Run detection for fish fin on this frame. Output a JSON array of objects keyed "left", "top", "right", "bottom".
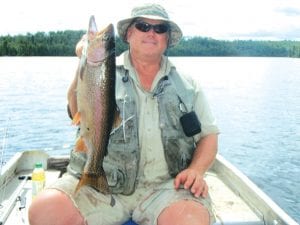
[
  {"left": 72, "top": 112, "right": 81, "bottom": 125},
  {"left": 75, "top": 172, "right": 109, "bottom": 194},
  {"left": 74, "top": 137, "right": 87, "bottom": 152}
]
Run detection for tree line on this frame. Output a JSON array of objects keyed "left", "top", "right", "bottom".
[{"left": 0, "top": 30, "right": 300, "bottom": 57}]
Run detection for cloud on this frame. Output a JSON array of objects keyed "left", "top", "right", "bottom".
[
  {"left": 276, "top": 7, "right": 300, "bottom": 16},
  {"left": 1, "top": 0, "right": 300, "bottom": 41},
  {"left": 224, "top": 28, "right": 300, "bottom": 41}
]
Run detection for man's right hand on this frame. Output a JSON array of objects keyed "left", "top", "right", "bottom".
[{"left": 75, "top": 34, "right": 87, "bottom": 58}]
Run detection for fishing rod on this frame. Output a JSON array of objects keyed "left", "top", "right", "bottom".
[
  {"left": 0, "top": 118, "right": 10, "bottom": 196},
  {"left": 0, "top": 118, "right": 32, "bottom": 224},
  {"left": 0, "top": 175, "right": 31, "bottom": 225},
  {"left": 0, "top": 118, "right": 10, "bottom": 170},
  {"left": 0, "top": 118, "right": 11, "bottom": 225}
]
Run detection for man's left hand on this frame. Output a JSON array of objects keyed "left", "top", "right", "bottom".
[{"left": 174, "top": 168, "right": 208, "bottom": 198}]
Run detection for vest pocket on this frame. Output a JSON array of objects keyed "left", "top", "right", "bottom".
[
  {"left": 163, "top": 137, "right": 194, "bottom": 177},
  {"left": 103, "top": 150, "right": 138, "bottom": 195},
  {"left": 105, "top": 115, "right": 139, "bottom": 194},
  {"left": 104, "top": 165, "right": 125, "bottom": 191}
]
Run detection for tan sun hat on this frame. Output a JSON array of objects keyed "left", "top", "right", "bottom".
[{"left": 117, "top": 4, "right": 183, "bottom": 47}]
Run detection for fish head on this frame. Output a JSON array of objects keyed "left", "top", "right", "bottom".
[{"left": 84, "top": 16, "right": 115, "bottom": 65}]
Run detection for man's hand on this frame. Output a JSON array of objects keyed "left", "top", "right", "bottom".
[
  {"left": 75, "top": 34, "right": 87, "bottom": 58},
  {"left": 174, "top": 168, "right": 208, "bottom": 198}
]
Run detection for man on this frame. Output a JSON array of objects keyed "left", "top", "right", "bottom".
[{"left": 29, "top": 4, "right": 219, "bottom": 225}]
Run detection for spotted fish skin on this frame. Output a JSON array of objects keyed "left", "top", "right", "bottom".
[{"left": 73, "top": 16, "right": 115, "bottom": 194}]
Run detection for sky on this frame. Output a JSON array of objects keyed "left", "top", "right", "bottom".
[{"left": 1, "top": 0, "right": 300, "bottom": 40}]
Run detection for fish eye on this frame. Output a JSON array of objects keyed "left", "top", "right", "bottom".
[{"left": 103, "top": 34, "right": 110, "bottom": 41}]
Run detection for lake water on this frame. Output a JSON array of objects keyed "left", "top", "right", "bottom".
[{"left": 0, "top": 57, "right": 299, "bottom": 223}]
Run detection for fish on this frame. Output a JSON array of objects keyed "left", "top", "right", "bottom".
[{"left": 72, "top": 15, "right": 116, "bottom": 194}]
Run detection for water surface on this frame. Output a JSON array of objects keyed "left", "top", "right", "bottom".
[{"left": 0, "top": 56, "right": 299, "bottom": 222}]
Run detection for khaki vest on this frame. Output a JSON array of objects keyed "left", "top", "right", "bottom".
[{"left": 67, "top": 65, "right": 199, "bottom": 195}]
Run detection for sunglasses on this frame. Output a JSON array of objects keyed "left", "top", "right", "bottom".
[{"left": 134, "top": 21, "right": 169, "bottom": 34}]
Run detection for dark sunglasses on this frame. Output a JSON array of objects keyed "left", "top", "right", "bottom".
[{"left": 134, "top": 21, "right": 169, "bottom": 34}]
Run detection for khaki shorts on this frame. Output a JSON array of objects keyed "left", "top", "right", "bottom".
[{"left": 49, "top": 173, "right": 215, "bottom": 225}]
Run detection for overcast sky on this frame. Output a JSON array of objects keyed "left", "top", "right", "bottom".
[{"left": 1, "top": 0, "right": 300, "bottom": 40}]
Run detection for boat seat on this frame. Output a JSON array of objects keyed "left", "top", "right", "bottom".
[
  {"left": 122, "top": 219, "right": 265, "bottom": 225},
  {"left": 121, "top": 219, "right": 264, "bottom": 225},
  {"left": 215, "top": 222, "right": 263, "bottom": 225},
  {"left": 123, "top": 220, "right": 138, "bottom": 225},
  {"left": 122, "top": 221, "right": 264, "bottom": 225}
]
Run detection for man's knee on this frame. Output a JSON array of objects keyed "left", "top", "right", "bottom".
[
  {"left": 157, "top": 200, "right": 210, "bottom": 225},
  {"left": 28, "top": 189, "right": 85, "bottom": 225}
]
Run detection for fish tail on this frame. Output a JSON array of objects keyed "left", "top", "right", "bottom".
[{"left": 75, "top": 172, "right": 110, "bottom": 194}]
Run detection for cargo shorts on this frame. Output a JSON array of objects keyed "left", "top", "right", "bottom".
[{"left": 49, "top": 173, "right": 216, "bottom": 225}]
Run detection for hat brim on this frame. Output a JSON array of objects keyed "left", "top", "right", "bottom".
[{"left": 117, "top": 15, "right": 182, "bottom": 47}]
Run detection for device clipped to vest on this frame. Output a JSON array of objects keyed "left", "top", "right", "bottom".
[{"left": 180, "top": 111, "right": 201, "bottom": 137}]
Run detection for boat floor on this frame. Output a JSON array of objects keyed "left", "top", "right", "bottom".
[{"left": 1, "top": 168, "right": 262, "bottom": 225}]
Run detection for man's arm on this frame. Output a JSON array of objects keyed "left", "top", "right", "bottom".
[
  {"left": 67, "top": 34, "right": 86, "bottom": 119},
  {"left": 67, "top": 68, "right": 79, "bottom": 119},
  {"left": 174, "top": 133, "right": 218, "bottom": 198}
]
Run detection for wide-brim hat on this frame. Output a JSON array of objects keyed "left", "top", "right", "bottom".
[{"left": 117, "top": 4, "right": 182, "bottom": 47}]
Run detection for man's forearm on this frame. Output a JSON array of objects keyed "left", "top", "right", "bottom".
[
  {"left": 67, "top": 69, "right": 79, "bottom": 118},
  {"left": 189, "top": 134, "right": 218, "bottom": 176}
]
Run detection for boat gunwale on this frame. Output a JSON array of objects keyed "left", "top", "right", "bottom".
[{"left": 212, "top": 155, "right": 299, "bottom": 225}]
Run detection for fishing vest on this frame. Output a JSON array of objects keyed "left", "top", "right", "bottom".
[{"left": 67, "top": 65, "right": 199, "bottom": 195}]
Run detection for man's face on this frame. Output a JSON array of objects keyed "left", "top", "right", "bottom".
[{"left": 126, "top": 18, "right": 169, "bottom": 59}]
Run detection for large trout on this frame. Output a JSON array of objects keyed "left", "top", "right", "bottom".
[{"left": 72, "top": 16, "right": 115, "bottom": 194}]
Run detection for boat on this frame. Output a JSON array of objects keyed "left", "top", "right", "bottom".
[{"left": 0, "top": 150, "right": 298, "bottom": 225}]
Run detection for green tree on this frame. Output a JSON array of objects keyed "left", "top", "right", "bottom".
[{"left": 1, "top": 30, "right": 300, "bottom": 57}]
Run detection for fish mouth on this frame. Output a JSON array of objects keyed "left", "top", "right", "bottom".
[
  {"left": 103, "top": 24, "right": 115, "bottom": 58},
  {"left": 99, "top": 23, "right": 114, "bottom": 39},
  {"left": 86, "top": 23, "right": 115, "bottom": 66},
  {"left": 105, "top": 24, "right": 114, "bottom": 34}
]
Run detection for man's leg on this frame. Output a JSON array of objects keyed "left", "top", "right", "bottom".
[
  {"left": 132, "top": 180, "right": 215, "bottom": 225},
  {"left": 29, "top": 173, "right": 130, "bottom": 225},
  {"left": 157, "top": 200, "right": 210, "bottom": 225},
  {"left": 28, "top": 189, "right": 86, "bottom": 225}
]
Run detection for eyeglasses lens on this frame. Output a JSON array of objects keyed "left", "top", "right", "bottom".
[{"left": 135, "top": 22, "right": 169, "bottom": 34}]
